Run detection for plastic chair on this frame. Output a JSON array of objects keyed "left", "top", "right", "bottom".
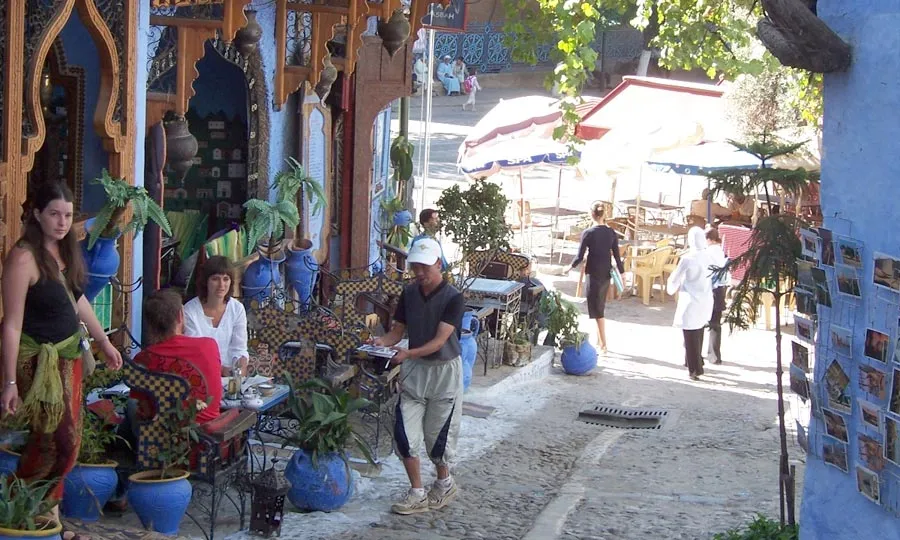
[{"left": 632, "top": 246, "right": 673, "bottom": 305}]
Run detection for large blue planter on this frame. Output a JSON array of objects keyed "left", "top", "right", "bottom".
[
  {"left": 284, "top": 450, "right": 352, "bottom": 512},
  {"left": 61, "top": 462, "right": 119, "bottom": 522},
  {"left": 284, "top": 243, "right": 319, "bottom": 308},
  {"left": 127, "top": 470, "right": 192, "bottom": 535},
  {"left": 459, "top": 312, "right": 480, "bottom": 391},
  {"left": 0, "top": 518, "right": 61, "bottom": 539},
  {"left": 81, "top": 218, "right": 121, "bottom": 303},
  {"left": 393, "top": 210, "right": 413, "bottom": 227},
  {"left": 0, "top": 448, "right": 20, "bottom": 478},
  {"left": 561, "top": 341, "right": 597, "bottom": 376},
  {"left": 241, "top": 249, "right": 287, "bottom": 304}
]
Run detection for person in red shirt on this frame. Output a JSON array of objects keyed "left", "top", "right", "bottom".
[{"left": 136, "top": 289, "right": 222, "bottom": 424}]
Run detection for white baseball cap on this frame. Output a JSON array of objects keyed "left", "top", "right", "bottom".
[{"left": 407, "top": 238, "right": 442, "bottom": 267}]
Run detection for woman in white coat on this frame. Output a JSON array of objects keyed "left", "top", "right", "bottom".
[{"left": 667, "top": 227, "right": 715, "bottom": 380}]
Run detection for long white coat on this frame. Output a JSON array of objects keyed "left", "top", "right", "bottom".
[{"left": 667, "top": 227, "right": 714, "bottom": 330}]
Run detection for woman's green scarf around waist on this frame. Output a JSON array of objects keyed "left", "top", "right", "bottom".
[{"left": 17, "top": 331, "right": 82, "bottom": 433}]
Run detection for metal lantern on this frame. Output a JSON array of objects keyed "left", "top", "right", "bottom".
[{"left": 249, "top": 466, "right": 291, "bottom": 537}]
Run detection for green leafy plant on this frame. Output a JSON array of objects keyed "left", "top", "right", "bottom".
[
  {"left": 0, "top": 475, "right": 57, "bottom": 531},
  {"left": 243, "top": 198, "right": 301, "bottom": 252},
  {"left": 389, "top": 135, "right": 415, "bottom": 200},
  {"left": 539, "top": 290, "right": 584, "bottom": 348},
  {"left": 380, "top": 196, "right": 413, "bottom": 249},
  {"left": 436, "top": 178, "right": 511, "bottom": 259},
  {"left": 713, "top": 514, "right": 799, "bottom": 540},
  {"left": 282, "top": 375, "right": 375, "bottom": 469},
  {"left": 87, "top": 169, "right": 172, "bottom": 250},
  {"left": 272, "top": 157, "right": 326, "bottom": 243},
  {"left": 154, "top": 399, "right": 202, "bottom": 480},
  {"left": 78, "top": 411, "right": 127, "bottom": 465}
]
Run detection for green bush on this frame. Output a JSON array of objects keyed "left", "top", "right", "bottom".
[{"left": 713, "top": 515, "right": 799, "bottom": 540}]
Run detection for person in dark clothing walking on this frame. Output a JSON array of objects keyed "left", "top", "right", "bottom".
[
  {"left": 567, "top": 201, "right": 625, "bottom": 354},
  {"left": 705, "top": 228, "right": 729, "bottom": 364}
]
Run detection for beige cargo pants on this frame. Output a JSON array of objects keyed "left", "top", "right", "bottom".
[{"left": 393, "top": 356, "right": 463, "bottom": 466}]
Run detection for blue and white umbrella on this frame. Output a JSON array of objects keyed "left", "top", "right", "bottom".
[
  {"left": 646, "top": 141, "right": 766, "bottom": 175},
  {"left": 459, "top": 138, "right": 577, "bottom": 177}
]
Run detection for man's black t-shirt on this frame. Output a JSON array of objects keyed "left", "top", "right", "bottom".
[{"left": 394, "top": 280, "right": 465, "bottom": 361}]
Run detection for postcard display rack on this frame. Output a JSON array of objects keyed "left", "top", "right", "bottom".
[{"left": 794, "top": 225, "right": 900, "bottom": 511}]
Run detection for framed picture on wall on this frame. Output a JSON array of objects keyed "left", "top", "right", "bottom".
[
  {"left": 824, "top": 408, "right": 849, "bottom": 442},
  {"left": 836, "top": 237, "right": 864, "bottom": 268},
  {"left": 885, "top": 416, "right": 900, "bottom": 467},
  {"left": 859, "top": 433, "right": 886, "bottom": 472},
  {"left": 860, "top": 399, "right": 883, "bottom": 431},
  {"left": 824, "top": 436, "right": 849, "bottom": 473},
  {"left": 856, "top": 466, "right": 881, "bottom": 505},
  {"left": 873, "top": 252, "right": 900, "bottom": 293},
  {"left": 818, "top": 228, "right": 835, "bottom": 266},
  {"left": 800, "top": 229, "right": 818, "bottom": 259},
  {"left": 865, "top": 328, "right": 892, "bottom": 364}
]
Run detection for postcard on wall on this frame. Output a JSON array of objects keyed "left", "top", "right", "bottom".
[
  {"left": 825, "top": 358, "right": 852, "bottom": 413},
  {"left": 811, "top": 267, "right": 833, "bottom": 307},
  {"left": 792, "top": 341, "right": 811, "bottom": 372},
  {"left": 885, "top": 416, "right": 900, "bottom": 467},
  {"left": 790, "top": 365, "right": 809, "bottom": 400},
  {"left": 824, "top": 436, "right": 849, "bottom": 473},
  {"left": 865, "top": 328, "right": 892, "bottom": 364},
  {"left": 830, "top": 325, "right": 853, "bottom": 357},
  {"left": 795, "top": 288, "right": 818, "bottom": 317},
  {"left": 859, "top": 364, "right": 888, "bottom": 401},
  {"left": 856, "top": 466, "right": 881, "bottom": 505},
  {"left": 836, "top": 237, "right": 864, "bottom": 268},
  {"left": 873, "top": 252, "right": 900, "bottom": 293},
  {"left": 797, "top": 259, "right": 816, "bottom": 292},
  {"left": 836, "top": 264, "right": 862, "bottom": 298},
  {"left": 859, "top": 433, "right": 886, "bottom": 472},
  {"left": 794, "top": 315, "right": 815, "bottom": 345},
  {"left": 800, "top": 228, "right": 819, "bottom": 260},
  {"left": 890, "top": 368, "right": 900, "bottom": 417},
  {"left": 860, "top": 399, "right": 883, "bottom": 431},
  {"left": 796, "top": 419, "right": 809, "bottom": 453},
  {"left": 824, "top": 408, "right": 849, "bottom": 442},
  {"left": 818, "top": 228, "right": 835, "bottom": 266}
]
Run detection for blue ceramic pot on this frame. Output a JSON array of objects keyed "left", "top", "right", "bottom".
[
  {"left": 393, "top": 210, "right": 413, "bottom": 227},
  {"left": 284, "top": 242, "right": 319, "bottom": 308},
  {"left": 284, "top": 450, "right": 352, "bottom": 512},
  {"left": 61, "top": 462, "right": 119, "bottom": 522},
  {"left": 561, "top": 341, "right": 597, "bottom": 376},
  {"left": 81, "top": 218, "right": 122, "bottom": 303},
  {"left": 459, "top": 312, "right": 480, "bottom": 391},
  {"left": 241, "top": 247, "right": 287, "bottom": 304},
  {"left": 127, "top": 470, "right": 192, "bottom": 535},
  {"left": 0, "top": 518, "right": 61, "bottom": 539},
  {"left": 0, "top": 448, "right": 20, "bottom": 478}
]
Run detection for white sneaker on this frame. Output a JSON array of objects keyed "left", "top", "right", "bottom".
[
  {"left": 391, "top": 488, "right": 430, "bottom": 515},
  {"left": 428, "top": 479, "right": 458, "bottom": 510}
]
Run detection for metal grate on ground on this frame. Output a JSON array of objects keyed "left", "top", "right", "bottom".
[{"left": 577, "top": 405, "right": 677, "bottom": 430}]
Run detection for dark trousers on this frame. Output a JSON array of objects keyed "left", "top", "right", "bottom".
[
  {"left": 707, "top": 287, "right": 727, "bottom": 363},
  {"left": 683, "top": 329, "right": 704, "bottom": 376}
]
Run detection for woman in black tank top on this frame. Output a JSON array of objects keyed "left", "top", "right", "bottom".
[{"left": 0, "top": 182, "right": 123, "bottom": 514}]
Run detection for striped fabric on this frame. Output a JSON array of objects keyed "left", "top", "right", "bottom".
[
  {"left": 166, "top": 210, "right": 208, "bottom": 262},
  {"left": 203, "top": 228, "right": 250, "bottom": 260},
  {"left": 719, "top": 224, "right": 753, "bottom": 283}
]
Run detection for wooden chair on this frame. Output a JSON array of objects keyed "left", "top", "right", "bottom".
[{"left": 631, "top": 246, "right": 673, "bottom": 305}]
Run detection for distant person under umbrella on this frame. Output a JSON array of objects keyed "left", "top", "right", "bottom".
[{"left": 666, "top": 227, "right": 714, "bottom": 380}]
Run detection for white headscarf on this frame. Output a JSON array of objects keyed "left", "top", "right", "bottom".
[{"left": 667, "top": 227, "right": 715, "bottom": 330}]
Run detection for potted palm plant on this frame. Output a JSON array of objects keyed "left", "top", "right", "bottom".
[
  {"left": 0, "top": 475, "right": 62, "bottom": 539},
  {"left": 82, "top": 169, "right": 172, "bottom": 302},
  {"left": 241, "top": 196, "right": 300, "bottom": 303},
  {"left": 126, "top": 400, "right": 200, "bottom": 535},
  {"left": 281, "top": 376, "right": 375, "bottom": 512},
  {"left": 540, "top": 290, "right": 596, "bottom": 375},
  {"left": 503, "top": 317, "right": 534, "bottom": 368},
  {"left": 60, "top": 411, "right": 123, "bottom": 522},
  {"left": 272, "top": 158, "right": 326, "bottom": 307}
]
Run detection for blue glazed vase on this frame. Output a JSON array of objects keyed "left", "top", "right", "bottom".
[
  {"left": 61, "top": 462, "right": 119, "bottom": 522},
  {"left": 241, "top": 245, "right": 287, "bottom": 304},
  {"left": 393, "top": 210, "right": 413, "bottom": 227},
  {"left": 0, "top": 448, "right": 20, "bottom": 478},
  {"left": 81, "top": 218, "right": 122, "bottom": 303},
  {"left": 459, "top": 312, "right": 480, "bottom": 391},
  {"left": 284, "top": 450, "right": 352, "bottom": 512},
  {"left": 561, "top": 340, "right": 597, "bottom": 376},
  {"left": 127, "top": 470, "right": 192, "bottom": 535},
  {"left": 284, "top": 241, "right": 319, "bottom": 308},
  {"left": 0, "top": 518, "right": 61, "bottom": 539}
]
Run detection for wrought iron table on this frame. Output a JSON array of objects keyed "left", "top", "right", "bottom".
[{"left": 462, "top": 278, "right": 524, "bottom": 371}]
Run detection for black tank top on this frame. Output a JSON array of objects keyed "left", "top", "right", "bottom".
[{"left": 22, "top": 277, "right": 81, "bottom": 344}]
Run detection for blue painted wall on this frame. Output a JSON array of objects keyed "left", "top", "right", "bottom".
[
  {"left": 60, "top": 13, "right": 106, "bottom": 213},
  {"left": 801, "top": 2, "right": 900, "bottom": 538}
]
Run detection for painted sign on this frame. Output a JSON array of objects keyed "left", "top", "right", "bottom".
[
  {"left": 307, "top": 108, "right": 327, "bottom": 252},
  {"left": 422, "top": 0, "right": 466, "bottom": 33}
]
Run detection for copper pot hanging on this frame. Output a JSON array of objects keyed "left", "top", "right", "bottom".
[
  {"left": 235, "top": 9, "right": 263, "bottom": 56},
  {"left": 377, "top": 9, "right": 410, "bottom": 57},
  {"left": 165, "top": 115, "right": 198, "bottom": 178},
  {"left": 315, "top": 54, "right": 338, "bottom": 101}
]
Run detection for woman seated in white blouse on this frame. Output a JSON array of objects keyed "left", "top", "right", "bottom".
[{"left": 183, "top": 256, "right": 249, "bottom": 376}]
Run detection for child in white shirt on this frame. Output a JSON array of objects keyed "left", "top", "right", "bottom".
[{"left": 462, "top": 67, "right": 482, "bottom": 111}]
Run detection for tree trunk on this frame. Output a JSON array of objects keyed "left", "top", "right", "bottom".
[{"left": 773, "top": 289, "right": 795, "bottom": 525}]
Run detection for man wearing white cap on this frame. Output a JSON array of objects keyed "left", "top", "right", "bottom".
[
  {"left": 436, "top": 55, "right": 461, "bottom": 95},
  {"left": 372, "top": 237, "right": 465, "bottom": 514}
]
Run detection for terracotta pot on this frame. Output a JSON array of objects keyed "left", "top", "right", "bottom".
[
  {"left": 315, "top": 54, "right": 339, "bottom": 101},
  {"left": 377, "top": 9, "right": 410, "bottom": 57},
  {"left": 235, "top": 10, "right": 262, "bottom": 56},
  {"left": 164, "top": 115, "right": 198, "bottom": 178}
]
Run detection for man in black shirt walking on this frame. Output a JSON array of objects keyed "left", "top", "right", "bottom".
[{"left": 373, "top": 238, "right": 465, "bottom": 514}]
